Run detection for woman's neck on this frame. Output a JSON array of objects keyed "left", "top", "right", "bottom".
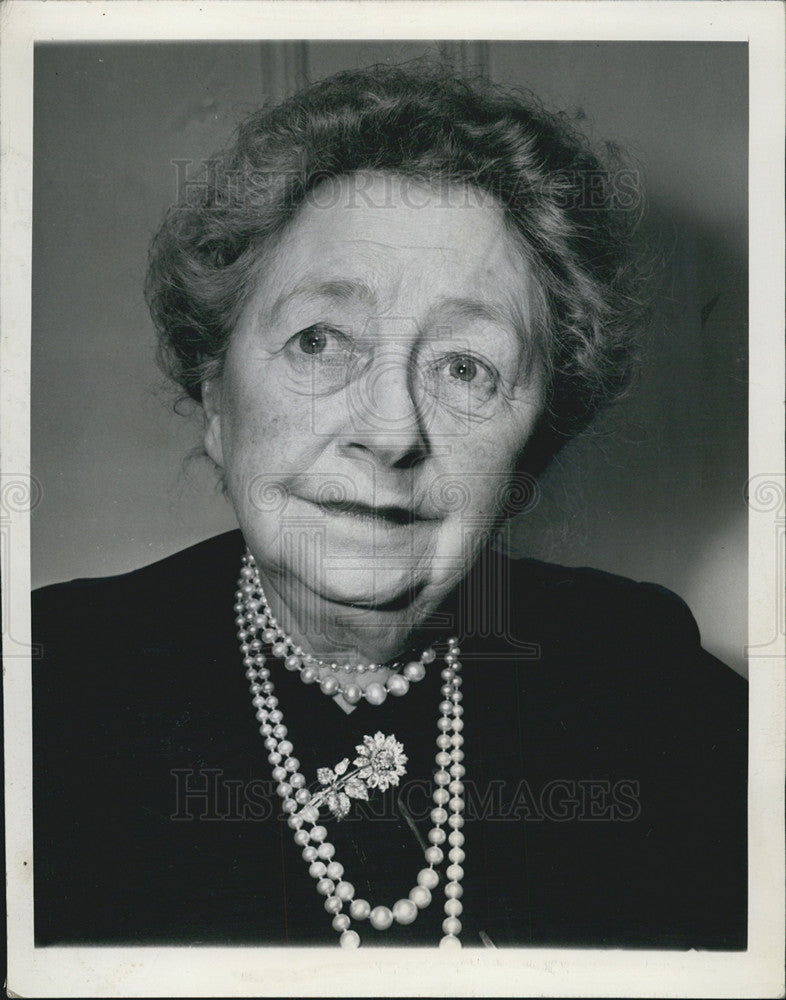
[{"left": 256, "top": 568, "right": 445, "bottom": 670}]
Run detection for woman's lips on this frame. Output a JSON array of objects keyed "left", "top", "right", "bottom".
[{"left": 299, "top": 496, "right": 440, "bottom": 525}]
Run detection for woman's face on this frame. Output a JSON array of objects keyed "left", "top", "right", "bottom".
[{"left": 204, "top": 173, "right": 545, "bottom": 649}]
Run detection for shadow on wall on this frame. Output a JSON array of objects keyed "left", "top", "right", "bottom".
[{"left": 509, "top": 198, "right": 748, "bottom": 676}]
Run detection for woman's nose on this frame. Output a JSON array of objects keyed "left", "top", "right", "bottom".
[{"left": 337, "top": 345, "right": 429, "bottom": 469}]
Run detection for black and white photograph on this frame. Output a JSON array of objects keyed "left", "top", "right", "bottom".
[{"left": 2, "top": 2, "right": 783, "bottom": 996}]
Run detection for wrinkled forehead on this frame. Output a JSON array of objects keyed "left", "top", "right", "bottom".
[{"left": 250, "top": 171, "right": 536, "bottom": 331}]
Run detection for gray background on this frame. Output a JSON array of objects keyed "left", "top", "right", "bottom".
[{"left": 32, "top": 41, "right": 748, "bottom": 674}]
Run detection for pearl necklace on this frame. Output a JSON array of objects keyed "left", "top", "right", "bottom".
[
  {"left": 236, "top": 551, "right": 467, "bottom": 948},
  {"left": 236, "top": 552, "right": 434, "bottom": 705}
]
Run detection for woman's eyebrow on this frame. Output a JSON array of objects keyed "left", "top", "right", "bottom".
[
  {"left": 268, "top": 278, "right": 377, "bottom": 323},
  {"left": 428, "top": 297, "right": 516, "bottom": 330}
]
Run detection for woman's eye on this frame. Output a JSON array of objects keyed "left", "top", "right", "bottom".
[
  {"left": 284, "top": 324, "right": 360, "bottom": 389},
  {"left": 436, "top": 352, "right": 498, "bottom": 400},
  {"left": 298, "top": 327, "right": 328, "bottom": 355},
  {"left": 448, "top": 355, "right": 479, "bottom": 382},
  {"left": 288, "top": 324, "right": 350, "bottom": 362}
]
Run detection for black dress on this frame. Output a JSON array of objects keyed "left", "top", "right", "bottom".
[{"left": 32, "top": 530, "right": 747, "bottom": 948}]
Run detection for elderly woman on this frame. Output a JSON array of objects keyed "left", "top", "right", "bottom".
[{"left": 33, "top": 65, "right": 746, "bottom": 949}]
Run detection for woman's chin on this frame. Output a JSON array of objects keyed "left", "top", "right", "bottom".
[{"left": 312, "top": 568, "right": 425, "bottom": 612}]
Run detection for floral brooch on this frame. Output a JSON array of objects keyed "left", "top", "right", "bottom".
[{"left": 298, "top": 732, "right": 408, "bottom": 822}]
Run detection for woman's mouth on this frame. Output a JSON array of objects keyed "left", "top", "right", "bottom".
[{"left": 306, "top": 497, "right": 439, "bottom": 526}]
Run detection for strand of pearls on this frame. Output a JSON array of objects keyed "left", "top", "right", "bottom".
[
  {"left": 236, "top": 555, "right": 467, "bottom": 948},
  {"left": 238, "top": 552, "right": 434, "bottom": 706}
]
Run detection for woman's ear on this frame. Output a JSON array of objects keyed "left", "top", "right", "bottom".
[{"left": 201, "top": 379, "right": 224, "bottom": 468}]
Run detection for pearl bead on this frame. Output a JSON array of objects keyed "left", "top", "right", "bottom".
[
  {"left": 452, "top": 718, "right": 464, "bottom": 732},
  {"left": 343, "top": 684, "right": 362, "bottom": 704},
  {"left": 440, "top": 669, "right": 455, "bottom": 683},
  {"left": 428, "top": 827, "right": 446, "bottom": 845},
  {"left": 448, "top": 814, "right": 464, "bottom": 829},
  {"left": 440, "top": 685, "right": 453, "bottom": 698},
  {"left": 293, "top": 829, "right": 310, "bottom": 846},
  {"left": 417, "top": 868, "right": 440, "bottom": 890},
  {"left": 300, "top": 805, "right": 319, "bottom": 823},
  {"left": 309, "top": 862, "right": 327, "bottom": 879},
  {"left": 278, "top": 739, "right": 293, "bottom": 756},
  {"left": 446, "top": 864, "right": 464, "bottom": 882},
  {"left": 340, "top": 929, "right": 360, "bottom": 948},
  {"left": 448, "top": 847, "right": 466, "bottom": 864},
  {"left": 450, "top": 764, "right": 465, "bottom": 778},
  {"left": 290, "top": 772, "right": 306, "bottom": 789},
  {"left": 424, "top": 846, "right": 443, "bottom": 864},
  {"left": 332, "top": 913, "right": 350, "bottom": 932},
  {"left": 409, "top": 885, "right": 432, "bottom": 908},
  {"left": 310, "top": 825, "right": 327, "bottom": 842},
  {"left": 444, "top": 898, "right": 463, "bottom": 917},
  {"left": 436, "top": 734, "right": 452, "bottom": 749},
  {"left": 430, "top": 807, "right": 448, "bottom": 826},
  {"left": 439, "top": 934, "right": 461, "bottom": 949},
  {"left": 422, "top": 648, "right": 436, "bottom": 663},
  {"left": 433, "top": 788, "right": 450, "bottom": 805},
  {"left": 392, "top": 898, "right": 418, "bottom": 924},
  {"left": 448, "top": 830, "right": 464, "bottom": 847},
  {"left": 284, "top": 654, "right": 301, "bottom": 671},
  {"left": 302, "top": 846, "right": 317, "bottom": 862},
  {"left": 301, "top": 666, "right": 318, "bottom": 684},
  {"left": 443, "top": 917, "right": 462, "bottom": 935},
  {"left": 451, "top": 734, "right": 464, "bottom": 747},
  {"left": 435, "top": 752, "right": 451, "bottom": 767},
  {"left": 317, "top": 842, "right": 335, "bottom": 860},
  {"left": 326, "top": 861, "right": 344, "bottom": 880},
  {"left": 324, "top": 896, "right": 343, "bottom": 914},
  {"left": 271, "top": 766, "right": 287, "bottom": 782},
  {"left": 335, "top": 881, "right": 355, "bottom": 901},
  {"left": 286, "top": 813, "right": 302, "bottom": 828},
  {"left": 369, "top": 906, "right": 393, "bottom": 930},
  {"left": 268, "top": 752, "right": 282, "bottom": 766},
  {"left": 445, "top": 881, "right": 463, "bottom": 898},
  {"left": 276, "top": 782, "right": 292, "bottom": 798},
  {"left": 404, "top": 661, "right": 426, "bottom": 682},
  {"left": 448, "top": 780, "right": 464, "bottom": 795},
  {"left": 434, "top": 770, "right": 451, "bottom": 786},
  {"left": 294, "top": 786, "right": 310, "bottom": 803},
  {"left": 364, "top": 682, "right": 387, "bottom": 705},
  {"left": 316, "top": 878, "right": 334, "bottom": 896},
  {"left": 386, "top": 673, "right": 410, "bottom": 696},
  {"left": 320, "top": 676, "right": 339, "bottom": 696},
  {"left": 350, "top": 898, "right": 371, "bottom": 920},
  {"left": 451, "top": 749, "right": 464, "bottom": 762},
  {"left": 449, "top": 797, "right": 465, "bottom": 813}
]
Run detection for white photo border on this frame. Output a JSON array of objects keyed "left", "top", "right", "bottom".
[{"left": 2, "top": 2, "right": 784, "bottom": 997}]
